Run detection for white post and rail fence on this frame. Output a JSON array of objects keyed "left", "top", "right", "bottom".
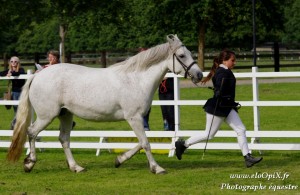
[{"left": 0, "top": 67, "right": 300, "bottom": 157}]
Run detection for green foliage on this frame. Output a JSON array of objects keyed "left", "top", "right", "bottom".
[
  {"left": 0, "top": 0, "right": 295, "bottom": 54},
  {"left": 0, "top": 0, "right": 46, "bottom": 53},
  {"left": 283, "top": 0, "right": 300, "bottom": 44},
  {"left": 16, "top": 20, "right": 61, "bottom": 53}
]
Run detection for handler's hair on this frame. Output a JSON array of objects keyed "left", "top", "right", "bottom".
[{"left": 201, "top": 49, "right": 235, "bottom": 84}]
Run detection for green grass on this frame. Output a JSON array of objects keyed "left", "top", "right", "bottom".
[{"left": 0, "top": 149, "right": 299, "bottom": 195}]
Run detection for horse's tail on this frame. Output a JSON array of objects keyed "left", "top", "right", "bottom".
[{"left": 7, "top": 74, "right": 35, "bottom": 162}]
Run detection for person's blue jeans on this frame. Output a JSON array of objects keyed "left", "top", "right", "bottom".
[
  {"left": 11, "top": 91, "right": 21, "bottom": 129},
  {"left": 143, "top": 108, "right": 151, "bottom": 131}
]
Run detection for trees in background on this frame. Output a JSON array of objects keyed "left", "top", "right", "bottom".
[
  {"left": 0, "top": 0, "right": 45, "bottom": 67},
  {"left": 283, "top": 0, "right": 300, "bottom": 45},
  {"left": 0, "top": 0, "right": 297, "bottom": 69}
]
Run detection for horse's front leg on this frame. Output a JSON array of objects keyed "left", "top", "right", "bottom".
[
  {"left": 139, "top": 131, "right": 166, "bottom": 174},
  {"left": 127, "top": 117, "right": 167, "bottom": 174},
  {"left": 59, "top": 115, "right": 84, "bottom": 173}
]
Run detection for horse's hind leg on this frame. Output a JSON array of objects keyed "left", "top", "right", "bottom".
[
  {"left": 115, "top": 144, "right": 142, "bottom": 168},
  {"left": 25, "top": 118, "right": 52, "bottom": 172},
  {"left": 58, "top": 110, "right": 84, "bottom": 173}
]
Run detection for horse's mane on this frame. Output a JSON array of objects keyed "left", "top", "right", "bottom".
[{"left": 109, "top": 43, "right": 171, "bottom": 72}]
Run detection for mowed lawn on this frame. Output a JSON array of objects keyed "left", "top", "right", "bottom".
[
  {"left": 0, "top": 81, "right": 299, "bottom": 194},
  {"left": 0, "top": 149, "right": 299, "bottom": 195}
]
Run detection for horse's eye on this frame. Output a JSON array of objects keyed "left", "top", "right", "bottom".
[{"left": 179, "top": 54, "right": 185, "bottom": 58}]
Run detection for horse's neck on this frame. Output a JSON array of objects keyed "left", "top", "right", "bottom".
[
  {"left": 138, "top": 60, "right": 169, "bottom": 97},
  {"left": 110, "top": 42, "right": 171, "bottom": 96}
]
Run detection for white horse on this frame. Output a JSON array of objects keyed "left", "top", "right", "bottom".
[{"left": 7, "top": 34, "right": 203, "bottom": 174}]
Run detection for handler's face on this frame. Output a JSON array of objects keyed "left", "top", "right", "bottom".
[{"left": 223, "top": 55, "right": 236, "bottom": 69}]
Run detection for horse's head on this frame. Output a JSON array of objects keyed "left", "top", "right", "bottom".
[{"left": 167, "top": 34, "right": 203, "bottom": 84}]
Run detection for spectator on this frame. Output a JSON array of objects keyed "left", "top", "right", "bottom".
[
  {"left": 158, "top": 77, "right": 175, "bottom": 131},
  {"left": 0, "top": 56, "right": 26, "bottom": 129},
  {"left": 44, "top": 50, "right": 60, "bottom": 67},
  {"left": 143, "top": 109, "right": 151, "bottom": 131}
]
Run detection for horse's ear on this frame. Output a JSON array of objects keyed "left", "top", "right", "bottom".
[
  {"left": 167, "top": 34, "right": 180, "bottom": 51},
  {"left": 167, "top": 34, "right": 178, "bottom": 42}
]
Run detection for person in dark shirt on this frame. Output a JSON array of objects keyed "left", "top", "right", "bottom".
[
  {"left": 158, "top": 77, "right": 175, "bottom": 131},
  {"left": 175, "top": 50, "right": 263, "bottom": 168},
  {"left": 0, "top": 56, "right": 26, "bottom": 129}
]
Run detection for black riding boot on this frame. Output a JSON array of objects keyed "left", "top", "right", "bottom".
[
  {"left": 244, "top": 153, "right": 263, "bottom": 168},
  {"left": 175, "top": 140, "right": 187, "bottom": 160}
]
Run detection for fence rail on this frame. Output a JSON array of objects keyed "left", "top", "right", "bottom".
[{"left": 0, "top": 67, "right": 300, "bottom": 157}]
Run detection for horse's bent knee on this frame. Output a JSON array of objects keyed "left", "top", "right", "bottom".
[
  {"left": 59, "top": 136, "right": 70, "bottom": 148},
  {"left": 141, "top": 142, "right": 151, "bottom": 151},
  {"left": 58, "top": 136, "right": 64, "bottom": 144}
]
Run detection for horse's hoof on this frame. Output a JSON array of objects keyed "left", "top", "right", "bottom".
[
  {"left": 150, "top": 166, "right": 167, "bottom": 174},
  {"left": 156, "top": 169, "right": 167, "bottom": 175},
  {"left": 24, "top": 161, "right": 35, "bottom": 173},
  {"left": 75, "top": 167, "right": 85, "bottom": 173},
  {"left": 115, "top": 157, "right": 121, "bottom": 168},
  {"left": 70, "top": 165, "right": 85, "bottom": 173},
  {"left": 23, "top": 157, "right": 36, "bottom": 173},
  {"left": 24, "top": 164, "right": 33, "bottom": 173}
]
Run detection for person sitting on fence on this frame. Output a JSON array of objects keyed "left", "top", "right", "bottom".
[
  {"left": 35, "top": 50, "right": 60, "bottom": 73},
  {"left": 44, "top": 50, "right": 60, "bottom": 68},
  {"left": 0, "top": 56, "right": 26, "bottom": 129},
  {"left": 175, "top": 49, "right": 263, "bottom": 168}
]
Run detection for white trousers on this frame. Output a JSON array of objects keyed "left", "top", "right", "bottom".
[{"left": 185, "top": 109, "right": 249, "bottom": 156}]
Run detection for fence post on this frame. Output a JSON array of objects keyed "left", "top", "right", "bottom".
[
  {"left": 274, "top": 42, "right": 280, "bottom": 72},
  {"left": 34, "top": 53, "right": 40, "bottom": 65},
  {"left": 251, "top": 67, "right": 261, "bottom": 150},
  {"left": 174, "top": 74, "right": 180, "bottom": 132},
  {"left": 100, "top": 50, "right": 107, "bottom": 68},
  {"left": 169, "top": 74, "right": 180, "bottom": 157}
]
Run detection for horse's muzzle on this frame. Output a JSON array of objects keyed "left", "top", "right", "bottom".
[{"left": 191, "top": 72, "right": 203, "bottom": 84}]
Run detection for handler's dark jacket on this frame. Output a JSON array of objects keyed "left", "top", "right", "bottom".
[{"left": 203, "top": 65, "right": 239, "bottom": 117}]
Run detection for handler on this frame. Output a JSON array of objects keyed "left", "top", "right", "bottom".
[{"left": 175, "top": 49, "right": 263, "bottom": 168}]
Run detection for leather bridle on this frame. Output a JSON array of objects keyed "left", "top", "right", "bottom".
[{"left": 172, "top": 46, "right": 197, "bottom": 78}]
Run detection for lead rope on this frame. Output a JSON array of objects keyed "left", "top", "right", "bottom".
[{"left": 159, "top": 79, "right": 167, "bottom": 93}]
